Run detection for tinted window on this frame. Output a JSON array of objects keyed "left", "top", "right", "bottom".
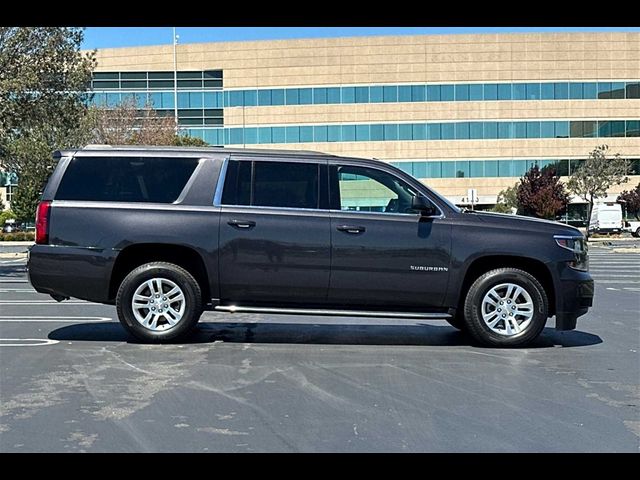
[
  {"left": 253, "top": 162, "right": 319, "bottom": 209},
  {"left": 56, "top": 156, "right": 198, "bottom": 203},
  {"left": 221, "top": 160, "right": 251, "bottom": 206},
  {"left": 222, "top": 160, "right": 319, "bottom": 209}
]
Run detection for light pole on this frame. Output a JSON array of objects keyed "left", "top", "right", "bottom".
[{"left": 172, "top": 27, "right": 179, "bottom": 134}]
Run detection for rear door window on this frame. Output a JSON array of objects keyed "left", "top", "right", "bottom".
[
  {"left": 221, "top": 160, "right": 320, "bottom": 210},
  {"left": 55, "top": 156, "right": 199, "bottom": 203}
]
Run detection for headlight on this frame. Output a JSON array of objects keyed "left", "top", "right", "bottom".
[{"left": 554, "top": 235, "right": 588, "bottom": 271}]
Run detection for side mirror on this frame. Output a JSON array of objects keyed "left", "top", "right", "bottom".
[{"left": 411, "top": 195, "right": 438, "bottom": 217}]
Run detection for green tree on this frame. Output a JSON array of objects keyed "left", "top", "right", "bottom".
[
  {"left": 617, "top": 183, "right": 640, "bottom": 220},
  {"left": 173, "top": 134, "right": 209, "bottom": 147},
  {"left": 0, "top": 209, "right": 16, "bottom": 225},
  {"left": 516, "top": 165, "right": 569, "bottom": 219},
  {"left": 567, "top": 145, "right": 630, "bottom": 228},
  {"left": 0, "top": 27, "right": 96, "bottom": 220},
  {"left": 491, "top": 183, "right": 518, "bottom": 213}
]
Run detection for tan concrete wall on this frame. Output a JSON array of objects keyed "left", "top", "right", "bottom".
[
  {"left": 238, "top": 138, "right": 640, "bottom": 162},
  {"left": 93, "top": 32, "right": 640, "bottom": 88},
  {"left": 223, "top": 100, "right": 640, "bottom": 126}
]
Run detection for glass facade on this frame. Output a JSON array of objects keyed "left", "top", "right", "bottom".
[
  {"left": 90, "top": 70, "right": 223, "bottom": 128},
  {"left": 391, "top": 158, "right": 640, "bottom": 179},
  {"left": 220, "top": 81, "right": 639, "bottom": 107},
  {"left": 186, "top": 119, "right": 640, "bottom": 146}
]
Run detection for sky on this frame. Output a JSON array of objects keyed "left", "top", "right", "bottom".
[{"left": 82, "top": 27, "right": 640, "bottom": 50}]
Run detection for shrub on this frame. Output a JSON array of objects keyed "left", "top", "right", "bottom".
[{"left": 0, "top": 231, "right": 35, "bottom": 241}]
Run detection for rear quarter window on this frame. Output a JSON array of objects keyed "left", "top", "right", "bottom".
[{"left": 55, "top": 156, "right": 199, "bottom": 203}]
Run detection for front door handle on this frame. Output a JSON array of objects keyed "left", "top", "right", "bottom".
[
  {"left": 228, "top": 219, "right": 256, "bottom": 229},
  {"left": 336, "top": 225, "right": 366, "bottom": 234}
]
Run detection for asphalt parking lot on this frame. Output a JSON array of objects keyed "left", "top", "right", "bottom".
[{"left": 0, "top": 242, "right": 638, "bottom": 452}]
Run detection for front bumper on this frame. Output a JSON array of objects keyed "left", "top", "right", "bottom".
[{"left": 554, "top": 272, "right": 594, "bottom": 331}]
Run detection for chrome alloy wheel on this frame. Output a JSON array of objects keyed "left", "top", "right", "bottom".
[
  {"left": 131, "top": 278, "right": 186, "bottom": 331},
  {"left": 481, "top": 283, "right": 534, "bottom": 336}
]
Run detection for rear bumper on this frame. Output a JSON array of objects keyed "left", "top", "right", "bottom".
[
  {"left": 554, "top": 270, "right": 594, "bottom": 331},
  {"left": 27, "top": 244, "right": 116, "bottom": 303}
]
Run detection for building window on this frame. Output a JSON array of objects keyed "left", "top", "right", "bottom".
[
  {"left": 298, "top": 88, "right": 312, "bottom": 105},
  {"left": 6, "top": 185, "right": 15, "bottom": 204},
  {"left": 398, "top": 86, "right": 412, "bottom": 102},
  {"left": 342, "top": 87, "right": 355, "bottom": 103},
  {"left": 456, "top": 122, "right": 470, "bottom": 140},
  {"left": 497, "top": 84, "right": 511, "bottom": 100},
  {"left": 554, "top": 82, "right": 569, "bottom": 99},
  {"left": 441, "top": 123, "right": 455, "bottom": 140},
  {"left": 440, "top": 85, "right": 454, "bottom": 101},
  {"left": 455, "top": 84, "right": 469, "bottom": 101}
]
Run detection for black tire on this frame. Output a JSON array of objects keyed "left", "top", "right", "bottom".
[
  {"left": 116, "top": 262, "right": 203, "bottom": 343},
  {"left": 463, "top": 268, "right": 548, "bottom": 347},
  {"left": 445, "top": 314, "right": 466, "bottom": 331},
  {"left": 635, "top": 227, "right": 640, "bottom": 238}
]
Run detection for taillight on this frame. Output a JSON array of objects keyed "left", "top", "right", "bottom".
[{"left": 35, "top": 201, "right": 51, "bottom": 245}]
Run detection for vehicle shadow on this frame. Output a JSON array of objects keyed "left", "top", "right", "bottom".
[{"left": 48, "top": 321, "right": 603, "bottom": 348}]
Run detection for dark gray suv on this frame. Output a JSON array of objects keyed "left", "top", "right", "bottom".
[{"left": 27, "top": 146, "right": 594, "bottom": 347}]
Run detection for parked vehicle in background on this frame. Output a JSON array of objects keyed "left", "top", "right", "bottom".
[
  {"left": 2, "top": 219, "right": 23, "bottom": 233},
  {"left": 588, "top": 201, "right": 623, "bottom": 235},
  {"left": 623, "top": 219, "right": 640, "bottom": 237},
  {"left": 27, "top": 146, "right": 594, "bottom": 348}
]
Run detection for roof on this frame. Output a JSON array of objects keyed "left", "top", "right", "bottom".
[{"left": 54, "top": 145, "right": 331, "bottom": 158}]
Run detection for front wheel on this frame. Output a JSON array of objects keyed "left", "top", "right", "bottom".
[
  {"left": 116, "top": 262, "right": 203, "bottom": 343},
  {"left": 463, "top": 268, "right": 548, "bottom": 347}
]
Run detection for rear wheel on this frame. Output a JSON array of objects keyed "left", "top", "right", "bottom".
[
  {"left": 463, "top": 268, "right": 548, "bottom": 347},
  {"left": 116, "top": 262, "right": 202, "bottom": 343},
  {"left": 635, "top": 227, "right": 640, "bottom": 238}
]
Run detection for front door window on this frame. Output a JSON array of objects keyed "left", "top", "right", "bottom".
[{"left": 335, "top": 165, "right": 419, "bottom": 214}]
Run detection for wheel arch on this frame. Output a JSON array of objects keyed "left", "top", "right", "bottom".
[
  {"left": 109, "top": 243, "right": 211, "bottom": 306},
  {"left": 458, "top": 255, "right": 555, "bottom": 317}
]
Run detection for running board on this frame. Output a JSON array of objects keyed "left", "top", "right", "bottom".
[{"left": 214, "top": 305, "right": 451, "bottom": 319}]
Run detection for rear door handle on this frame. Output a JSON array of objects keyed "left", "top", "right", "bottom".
[
  {"left": 227, "top": 219, "right": 256, "bottom": 229},
  {"left": 336, "top": 225, "right": 366, "bottom": 234}
]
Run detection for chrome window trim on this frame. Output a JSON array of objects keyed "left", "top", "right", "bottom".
[
  {"left": 329, "top": 209, "right": 444, "bottom": 220},
  {"left": 219, "top": 204, "right": 330, "bottom": 214}
]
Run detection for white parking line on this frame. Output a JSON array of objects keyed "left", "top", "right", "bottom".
[
  {"left": 0, "top": 300, "right": 91, "bottom": 305},
  {"left": 0, "top": 338, "right": 60, "bottom": 347},
  {"left": 0, "top": 280, "right": 28, "bottom": 283},
  {"left": 0, "top": 288, "right": 37, "bottom": 293},
  {"left": 594, "top": 280, "right": 640, "bottom": 284},
  {"left": 589, "top": 274, "right": 640, "bottom": 278},
  {"left": 589, "top": 269, "right": 640, "bottom": 272},
  {"left": 0, "top": 316, "right": 112, "bottom": 322}
]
